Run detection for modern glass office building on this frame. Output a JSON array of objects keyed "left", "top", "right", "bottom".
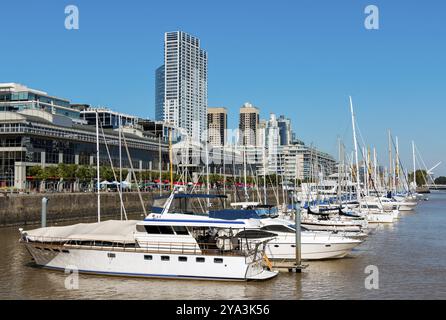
[
  {"left": 163, "top": 31, "right": 208, "bottom": 142},
  {"left": 0, "top": 109, "right": 170, "bottom": 189},
  {"left": 155, "top": 65, "right": 165, "bottom": 121},
  {"left": 277, "top": 115, "right": 292, "bottom": 146},
  {"left": 81, "top": 108, "right": 138, "bottom": 129},
  {"left": 0, "top": 83, "right": 81, "bottom": 120}
]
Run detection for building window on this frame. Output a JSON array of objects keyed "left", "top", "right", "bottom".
[
  {"left": 178, "top": 256, "right": 187, "bottom": 262},
  {"left": 144, "top": 255, "right": 153, "bottom": 261},
  {"left": 161, "top": 256, "right": 170, "bottom": 261},
  {"left": 214, "top": 258, "right": 223, "bottom": 264},
  {"left": 196, "top": 257, "right": 205, "bottom": 263}
]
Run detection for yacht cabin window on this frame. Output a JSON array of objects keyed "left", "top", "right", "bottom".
[
  {"left": 137, "top": 224, "right": 188, "bottom": 235},
  {"left": 261, "top": 225, "right": 294, "bottom": 233},
  {"left": 173, "top": 226, "right": 189, "bottom": 235},
  {"left": 138, "top": 225, "right": 175, "bottom": 234}
]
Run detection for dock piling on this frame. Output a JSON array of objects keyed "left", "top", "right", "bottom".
[{"left": 41, "top": 197, "right": 49, "bottom": 228}]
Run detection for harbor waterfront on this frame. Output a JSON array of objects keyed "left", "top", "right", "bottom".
[
  {"left": 0, "top": 189, "right": 279, "bottom": 227},
  {"left": 1, "top": 192, "right": 445, "bottom": 300}
]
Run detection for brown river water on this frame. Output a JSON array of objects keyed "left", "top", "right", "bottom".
[{"left": 1, "top": 192, "right": 445, "bottom": 300}]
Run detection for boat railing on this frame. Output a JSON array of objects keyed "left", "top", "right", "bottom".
[{"left": 21, "top": 236, "right": 266, "bottom": 257}]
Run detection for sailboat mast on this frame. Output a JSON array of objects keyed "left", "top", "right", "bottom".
[
  {"left": 349, "top": 96, "right": 361, "bottom": 200},
  {"left": 223, "top": 146, "right": 226, "bottom": 198},
  {"left": 243, "top": 146, "right": 248, "bottom": 201},
  {"left": 158, "top": 135, "right": 162, "bottom": 196},
  {"left": 412, "top": 140, "right": 416, "bottom": 188},
  {"left": 119, "top": 115, "right": 123, "bottom": 220},
  {"left": 206, "top": 139, "right": 210, "bottom": 205},
  {"left": 263, "top": 147, "right": 267, "bottom": 205},
  {"left": 363, "top": 146, "right": 367, "bottom": 196},
  {"left": 373, "top": 147, "right": 377, "bottom": 191},
  {"left": 337, "top": 137, "right": 341, "bottom": 202},
  {"left": 96, "top": 110, "right": 101, "bottom": 223},
  {"left": 395, "top": 136, "right": 400, "bottom": 192},
  {"left": 169, "top": 128, "right": 173, "bottom": 191},
  {"left": 388, "top": 130, "right": 393, "bottom": 193}
]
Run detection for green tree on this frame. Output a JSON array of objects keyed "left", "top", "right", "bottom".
[
  {"left": 208, "top": 174, "right": 222, "bottom": 184},
  {"left": 28, "top": 165, "right": 43, "bottom": 177},
  {"left": 35, "top": 166, "right": 59, "bottom": 181},
  {"left": 434, "top": 176, "right": 446, "bottom": 184},
  {"left": 408, "top": 170, "right": 429, "bottom": 186},
  {"left": 76, "top": 165, "right": 95, "bottom": 182},
  {"left": 100, "top": 166, "right": 114, "bottom": 181},
  {"left": 57, "top": 164, "right": 78, "bottom": 180}
]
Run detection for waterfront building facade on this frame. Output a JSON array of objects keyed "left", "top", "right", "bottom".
[
  {"left": 284, "top": 143, "right": 336, "bottom": 182},
  {"left": 163, "top": 31, "right": 208, "bottom": 142},
  {"left": 0, "top": 109, "right": 170, "bottom": 189},
  {"left": 81, "top": 108, "right": 138, "bottom": 129},
  {"left": 0, "top": 83, "right": 81, "bottom": 121}
]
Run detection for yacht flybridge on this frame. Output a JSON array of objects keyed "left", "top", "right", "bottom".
[{"left": 19, "top": 200, "right": 278, "bottom": 281}]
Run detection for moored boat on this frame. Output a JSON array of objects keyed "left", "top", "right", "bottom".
[{"left": 19, "top": 212, "right": 278, "bottom": 281}]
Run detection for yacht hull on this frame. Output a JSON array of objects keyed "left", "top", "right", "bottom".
[
  {"left": 301, "top": 221, "right": 363, "bottom": 233},
  {"left": 265, "top": 241, "right": 361, "bottom": 260},
  {"left": 262, "top": 232, "right": 362, "bottom": 260},
  {"left": 23, "top": 243, "right": 277, "bottom": 281},
  {"left": 366, "top": 213, "right": 394, "bottom": 223}
]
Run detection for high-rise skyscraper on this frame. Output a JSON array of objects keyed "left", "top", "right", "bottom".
[
  {"left": 207, "top": 107, "right": 227, "bottom": 146},
  {"left": 163, "top": 31, "right": 208, "bottom": 141},
  {"left": 277, "top": 115, "right": 292, "bottom": 146},
  {"left": 239, "top": 102, "right": 259, "bottom": 146},
  {"left": 155, "top": 65, "right": 165, "bottom": 121},
  {"left": 266, "top": 113, "right": 280, "bottom": 173}
]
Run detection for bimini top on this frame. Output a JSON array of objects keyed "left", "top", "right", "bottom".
[{"left": 141, "top": 212, "right": 261, "bottom": 229}]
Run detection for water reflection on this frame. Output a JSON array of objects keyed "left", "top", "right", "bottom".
[{"left": 1, "top": 193, "right": 446, "bottom": 299}]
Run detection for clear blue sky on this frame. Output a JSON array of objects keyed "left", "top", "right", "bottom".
[{"left": 1, "top": 0, "right": 445, "bottom": 176}]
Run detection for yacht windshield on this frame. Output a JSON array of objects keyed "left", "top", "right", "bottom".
[{"left": 152, "top": 194, "right": 226, "bottom": 215}]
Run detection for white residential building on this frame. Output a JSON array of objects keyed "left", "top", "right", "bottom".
[{"left": 163, "top": 31, "right": 208, "bottom": 142}]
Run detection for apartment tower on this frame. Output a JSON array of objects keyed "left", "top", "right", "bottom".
[
  {"left": 207, "top": 107, "right": 227, "bottom": 145},
  {"left": 163, "top": 31, "right": 208, "bottom": 141},
  {"left": 239, "top": 102, "right": 259, "bottom": 146}
]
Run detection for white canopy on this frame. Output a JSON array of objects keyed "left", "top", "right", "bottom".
[{"left": 24, "top": 220, "right": 139, "bottom": 243}]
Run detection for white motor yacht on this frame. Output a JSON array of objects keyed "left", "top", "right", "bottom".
[
  {"left": 239, "top": 218, "right": 364, "bottom": 260},
  {"left": 20, "top": 210, "right": 278, "bottom": 281}
]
